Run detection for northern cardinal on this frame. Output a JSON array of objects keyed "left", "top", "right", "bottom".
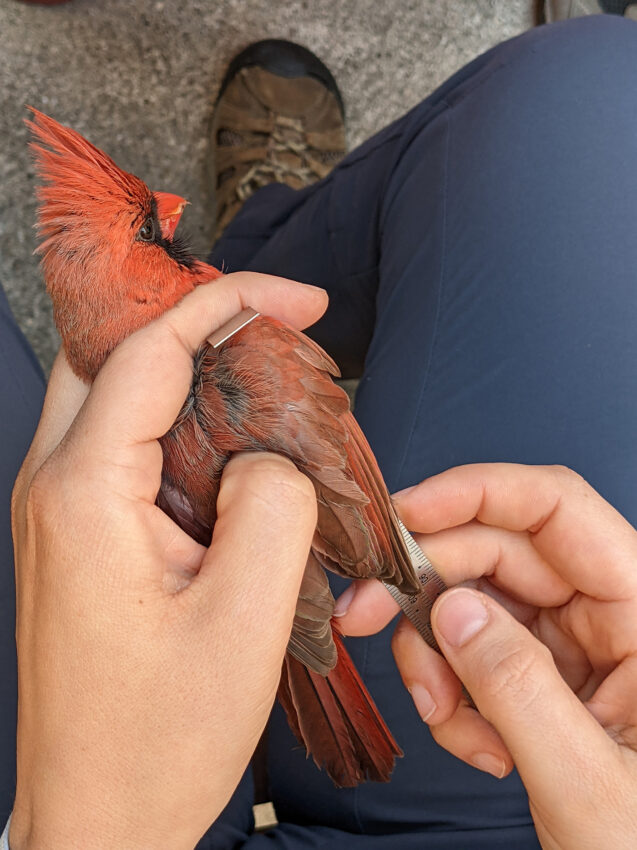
[{"left": 27, "top": 108, "right": 420, "bottom": 788}]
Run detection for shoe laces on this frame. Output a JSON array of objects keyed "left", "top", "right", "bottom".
[{"left": 233, "top": 115, "right": 322, "bottom": 201}]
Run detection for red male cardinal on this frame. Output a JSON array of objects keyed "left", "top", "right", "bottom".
[{"left": 27, "top": 108, "right": 420, "bottom": 788}]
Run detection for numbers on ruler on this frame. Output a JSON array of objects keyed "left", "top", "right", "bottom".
[{"left": 386, "top": 521, "right": 448, "bottom": 654}]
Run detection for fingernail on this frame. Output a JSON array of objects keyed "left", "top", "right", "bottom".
[
  {"left": 408, "top": 684, "right": 437, "bottom": 722},
  {"left": 471, "top": 752, "right": 506, "bottom": 779},
  {"left": 333, "top": 584, "right": 355, "bottom": 617},
  {"left": 302, "top": 283, "right": 328, "bottom": 295},
  {"left": 435, "top": 589, "right": 488, "bottom": 647}
]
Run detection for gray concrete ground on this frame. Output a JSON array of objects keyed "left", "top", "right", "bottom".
[{"left": 0, "top": 0, "right": 533, "bottom": 372}]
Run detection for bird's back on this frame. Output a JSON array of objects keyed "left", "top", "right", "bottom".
[{"left": 158, "top": 313, "right": 418, "bottom": 595}]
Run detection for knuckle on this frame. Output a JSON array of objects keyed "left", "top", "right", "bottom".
[
  {"left": 548, "top": 464, "right": 586, "bottom": 491},
  {"left": 251, "top": 455, "right": 315, "bottom": 504},
  {"left": 24, "top": 457, "right": 98, "bottom": 532},
  {"left": 22, "top": 462, "right": 59, "bottom": 526},
  {"left": 157, "top": 316, "right": 189, "bottom": 351},
  {"left": 482, "top": 639, "right": 552, "bottom": 711},
  {"left": 10, "top": 467, "right": 29, "bottom": 521},
  {"left": 226, "top": 453, "right": 317, "bottom": 518}
]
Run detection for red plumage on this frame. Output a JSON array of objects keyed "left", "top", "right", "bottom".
[{"left": 27, "top": 108, "right": 419, "bottom": 787}]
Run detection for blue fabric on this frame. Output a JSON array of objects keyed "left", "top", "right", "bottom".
[
  {"left": 2, "top": 13, "right": 637, "bottom": 850},
  {"left": 0, "top": 814, "right": 10, "bottom": 850},
  {"left": 202, "top": 15, "right": 637, "bottom": 850},
  {"left": 0, "top": 289, "right": 45, "bottom": 827}
]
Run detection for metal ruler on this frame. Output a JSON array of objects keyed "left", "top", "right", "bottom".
[{"left": 383, "top": 519, "right": 448, "bottom": 655}]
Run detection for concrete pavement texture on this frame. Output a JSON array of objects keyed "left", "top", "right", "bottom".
[{"left": 1, "top": 0, "right": 533, "bottom": 372}]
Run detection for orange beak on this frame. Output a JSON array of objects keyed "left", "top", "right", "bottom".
[{"left": 154, "top": 191, "right": 189, "bottom": 240}]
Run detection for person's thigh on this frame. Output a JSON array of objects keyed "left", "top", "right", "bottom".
[
  {"left": 360, "top": 16, "right": 637, "bottom": 518},
  {"left": 354, "top": 14, "right": 637, "bottom": 843},
  {"left": 205, "top": 15, "right": 637, "bottom": 848},
  {"left": 0, "top": 286, "right": 45, "bottom": 824}
]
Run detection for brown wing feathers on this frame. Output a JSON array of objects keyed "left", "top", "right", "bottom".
[
  {"left": 160, "top": 315, "right": 417, "bottom": 786},
  {"left": 234, "top": 317, "right": 415, "bottom": 784},
  {"left": 257, "top": 318, "right": 419, "bottom": 594}
]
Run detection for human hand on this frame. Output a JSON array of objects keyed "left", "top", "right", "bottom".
[
  {"left": 336, "top": 464, "right": 637, "bottom": 849},
  {"left": 9, "top": 273, "right": 326, "bottom": 850}
]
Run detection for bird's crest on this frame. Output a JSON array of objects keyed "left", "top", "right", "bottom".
[
  {"left": 26, "top": 107, "right": 152, "bottom": 255},
  {"left": 25, "top": 108, "right": 217, "bottom": 382}
]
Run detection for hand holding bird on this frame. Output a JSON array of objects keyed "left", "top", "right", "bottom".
[
  {"left": 26, "top": 109, "right": 421, "bottom": 786},
  {"left": 9, "top": 274, "right": 325, "bottom": 849}
]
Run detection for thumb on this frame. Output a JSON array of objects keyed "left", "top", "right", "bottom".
[
  {"left": 194, "top": 452, "right": 317, "bottom": 666},
  {"left": 432, "top": 588, "right": 620, "bottom": 839}
]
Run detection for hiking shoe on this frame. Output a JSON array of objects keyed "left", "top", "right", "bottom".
[{"left": 211, "top": 39, "right": 346, "bottom": 241}]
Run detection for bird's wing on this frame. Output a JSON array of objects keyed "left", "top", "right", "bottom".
[
  {"left": 226, "top": 316, "right": 419, "bottom": 594},
  {"left": 287, "top": 552, "right": 336, "bottom": 675},
  {"left": 156, "top": 482, "right": 212, "bottom": 547}
]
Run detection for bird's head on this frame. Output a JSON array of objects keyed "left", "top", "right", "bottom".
[{"left": 27, "top": 108, "right": 220, "bottom": 381}]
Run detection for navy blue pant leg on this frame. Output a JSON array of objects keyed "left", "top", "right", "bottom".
[
  {"left": 0, "top": 288, "right": 45, "bottom": 825},
  {"left": 202, "top": 15, "right": 637, "bottom": 850}
]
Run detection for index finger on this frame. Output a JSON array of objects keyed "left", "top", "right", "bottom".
[
  {"left": 23, "top": 272, "right": 326, "bottom": 477},
  {"left": 31, "top": 273, "right": 326, "bottom": 507},
  {"left": 394, "top": 463, "right": 637, "bottom": 599},
  {"left": 83, "top": 272, "right": 326, "bottom": 449}
]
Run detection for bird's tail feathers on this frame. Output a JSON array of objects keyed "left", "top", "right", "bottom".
[{"left": 278, "top": 625, "right": 402, "bottom": 787}]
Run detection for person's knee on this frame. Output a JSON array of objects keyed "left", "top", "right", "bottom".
[
  {"left": 536, "top": 12, "right": 637, "bottom": 55},
  {"left": 440, "top": 14, "right": 637, "bottom": 155},
  {"left": 403, "top": 14, "right": 637, "bottom": 144},
  {"left": 507, "top": 15, "right": 637, "bottom": 100}
]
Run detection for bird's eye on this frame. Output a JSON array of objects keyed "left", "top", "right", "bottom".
[{"left": 137, "top": 217, "right": 155, "bottom": 242}]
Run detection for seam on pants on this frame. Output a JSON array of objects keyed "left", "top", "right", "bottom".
[
  {"left": 378, "top": 53, "right": 508, "bottom": 241},
  {"left": 395, "top": 110, "right": 451, "bottom": 487},
  {"left": 327, "top": 129, "right": 409, "bottom": 283}
]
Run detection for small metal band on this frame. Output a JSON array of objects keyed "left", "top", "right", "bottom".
[{"left": 207, "top": 307, "right": 261, "bottom": 349}]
